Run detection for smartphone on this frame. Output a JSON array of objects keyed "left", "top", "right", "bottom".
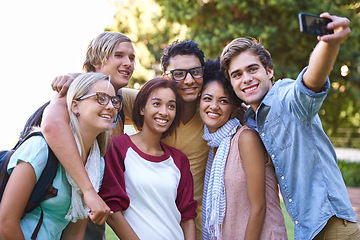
[{"left": 298, "top": 13, "right": 334, "bottom": 36}]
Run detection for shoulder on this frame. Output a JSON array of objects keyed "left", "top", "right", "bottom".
[
  {"left": 8, "top": 135, "right": 49, "bottom": 179},
  {"left": 162, "top": 143, "right": 189, "bottom": 164},
  {"left": 162, "top": 142, "right": 186, "bottom": 157},
  {"left": 238, "top": 126, "right": 258, "bottom": 142},
  {"left": 237, "top": 127, "right": 263, "bottom": 150},
  {"left": 121, "top": 88, "right": 138, "bottom": 100},
  {"left": 12, "top": 135, "right": 48, "bottom": 158},
  {"left": 111, "top": 134, "right": 131, "bottom": 147}
]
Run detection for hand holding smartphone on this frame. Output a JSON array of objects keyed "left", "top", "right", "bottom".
[{"left": 298, "top": 13, "right": 334, "bottom": 36}]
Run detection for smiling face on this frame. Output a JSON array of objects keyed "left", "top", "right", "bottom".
[
  {"left": 95, "top": 41, "right": 135, "bottom": 91},
  {"left": 166, "top": 54, "right": 203, "bottom": 103},
  {"left": 200, "top": 81, "right": 234, "bottom": 133},
  {"left": 228, "top": 50, "right": 273, "bottom": 111},
  {"left": 72, "top": 80, "right": 117, "bottom": 136},
  {"left": 140, "top": 87, "right": 177, "bottom": 136}
]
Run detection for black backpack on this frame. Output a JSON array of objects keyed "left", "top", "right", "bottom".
[{"left": 0, "top": 101, "right": 59, "bottom": 240}]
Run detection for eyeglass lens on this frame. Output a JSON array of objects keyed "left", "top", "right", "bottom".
[
  {"left": 172, "top": 67, "right": 203, "bottom": 81},
  {"left": 96, "top": 93, "right": 122, "bottom": 109}
]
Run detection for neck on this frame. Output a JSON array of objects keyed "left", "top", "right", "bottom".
[
  {"left": 78, "top": 130, "right": 98, "bottom": 163},
  {"left": 181, "top": 100, "right": 198, "bottom": 125},
  {"left": 130, "top": 129, "right": 164, "bottom": 156}
]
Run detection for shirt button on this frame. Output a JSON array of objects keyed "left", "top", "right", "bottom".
[
  {"left": 261, "top": 133, "right": 265, "bottom": 137},
  {"left": 289, "top": 198, "right": 293, "bottom": 203},
  {"left": 271, "top": 154, "right": 275, "bottom": 158},
  {"left": 295, "top": 221, "right": 299, "bottom": 225},
  {"left": 281, "top": 176, "right": 284, "bottom": 180}
]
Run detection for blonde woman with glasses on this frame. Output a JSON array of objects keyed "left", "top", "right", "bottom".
[{"left": 0, "top": 73, "right": 118, "bottom": 240}]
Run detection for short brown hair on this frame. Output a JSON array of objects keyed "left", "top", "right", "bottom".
[
  {"left": 220, "top": 37, "right": 273, "bottom": 81},
  {"left": 132, "top": 78, "right": 182, "bottom": 138},
  {"left": 83, "top": 32, "right": 132, "bottom": 72}
]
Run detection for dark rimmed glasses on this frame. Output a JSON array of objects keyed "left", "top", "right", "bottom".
[
  {"left": 78, "top": 92, "right": 123, "bottom": 110},
  {"left": 165, "top": 66, "right": 204, "bottom": 82}
]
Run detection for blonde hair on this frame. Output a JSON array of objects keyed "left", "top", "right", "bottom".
[
  {"left": 66, "top": 72, "right": 112, "bottom": 157},
  {"left": 83, "top": 32, "right": 132, "bottom": 72}
]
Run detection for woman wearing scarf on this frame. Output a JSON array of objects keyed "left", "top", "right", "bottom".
[
  {"left": 200, "top": 58, "right": 287, "bottom": 240},
  {"left": 0, "top": 73, "right": 118, "bottom": 239}
]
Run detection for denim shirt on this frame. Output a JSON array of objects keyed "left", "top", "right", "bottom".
[{"left": 245, "top": 68, "right": 357, "bottom": 240}]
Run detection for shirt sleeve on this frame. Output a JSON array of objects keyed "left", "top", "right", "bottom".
[
  {"left": 7, "top": 136, "right": 48, "bottom": 182},
  {"left": 174, "top": 150, "right": 198, "bottom": 221},
  {"left": 281, "top": 67, "right": 330, "bottom": 122},
  {"left": 121, "top": 88, "right": 138, "bottom": 123},
  {"left": 98, "top": 137, "right": 130, "bottom": 212}
]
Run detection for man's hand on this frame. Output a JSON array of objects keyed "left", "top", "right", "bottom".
[
  {"left": 318, "top": 12, "right": 351, "bottom": 44},
  {"left": 51, "top": 73, "right": 81, "bottom": 97},
  {"left": 84, "top": 190, "right": 112, "bottom": 225},
  {"left": 235, "top": 103, "right": 249, "bottom": 125}
]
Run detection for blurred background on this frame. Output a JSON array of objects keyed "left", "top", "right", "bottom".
[{"left": 1, "top": 0, "right": 359, "bottom": 150}]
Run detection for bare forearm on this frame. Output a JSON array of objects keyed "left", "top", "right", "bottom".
[
  {"left": 303, "top": 41, "right": 339, "bottom": 92},
  {"left": 180, "top": 218, "right": 196, "bottom": 240},
  {"left": 303, "top": 13, "right": 351, "bottom": 92},
  {"left": 107, "top": 212, "right": 140, "bottom": 240},
  {"left": 244, "top": 205, "right": 265, "bottom": 240},
  {"left": 61, "top": 219, "right": 88, "bottom": 240}
]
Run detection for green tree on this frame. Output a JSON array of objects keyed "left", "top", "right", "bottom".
[
  {"left": 109, "top": 0, "right": 360, "bottom": 146},
  {"left": 106, "top": 0, "right": 188, "bottom": 88},
  {"left": 153, "top": 0, "right": 360, "bottom": 147}
]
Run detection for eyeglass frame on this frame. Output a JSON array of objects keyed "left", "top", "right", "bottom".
[
  {"left": 165, "top": 66, "right": 204, "bottom": 82},
  {"left": 78, "top": 92, "right": 123, "bottom": 110}
]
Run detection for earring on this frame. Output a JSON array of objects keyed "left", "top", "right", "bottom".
[{"left": 76, "top": 112, "right": 80, "bottom": 116}]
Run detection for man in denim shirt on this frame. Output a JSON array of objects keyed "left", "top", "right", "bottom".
[{"left": 220, "top": 13, "right": 359, "bottom": 239}]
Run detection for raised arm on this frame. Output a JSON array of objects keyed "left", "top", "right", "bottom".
[
  {"left": 303, "top": 12, "right": 351, "bottom": 92},
  {"left": 41, "top": 95, "right": 110, "bottom": 224}
]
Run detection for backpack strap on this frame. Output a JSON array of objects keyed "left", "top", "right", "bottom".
[
  {"left": 0, "top": 149, "right": 15, "bottom": 199},
  {"left": 24, "top": 143, "right": 59, "bottom": 213},
  {"left": 4, "top": 131, "right": 59, "bottom": 240},
  {"left": 30, "top": 206, "right": 44, "bottom": 240},
  {"left": 20, "top": 101, "right": 50, "bottom": 139}
]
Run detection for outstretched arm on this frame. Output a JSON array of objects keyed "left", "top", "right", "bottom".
[
  {"left": 303, "top": 12, "right": 351, "bottom": 92},
  {"left": 41, "top": 95, "right": 110, "bottom": 224}
]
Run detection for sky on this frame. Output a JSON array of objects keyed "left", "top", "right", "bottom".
[{"left": 0, "top": 0, "right": 116, "bottom": 149}]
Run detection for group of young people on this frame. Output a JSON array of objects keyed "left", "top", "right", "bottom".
[{"left": 0, "top": 11, "right": 359, "bottom": 240}]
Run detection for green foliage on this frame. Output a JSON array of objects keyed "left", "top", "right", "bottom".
[
  {"left": 109, "top": 0, "right": 360, "bottom": 142},
  {"left": 153, "top": 0, "right": 360, "bottom": 145},
  {"left": 106, "top": 0, "right": 189, "bottom": 87},
  {"left": 338, "top": 160, "right": 360, "bottom": 187}
]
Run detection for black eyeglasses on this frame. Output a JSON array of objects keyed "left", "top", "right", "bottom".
[
  {"left": 165, "top": 66, "right": 204, "bottom": 82},
  {"left": 78, "top": 92, "right": 123, "bottom": 110}
]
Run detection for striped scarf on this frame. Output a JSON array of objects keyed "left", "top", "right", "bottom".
[{"left": 202, "top": 118, "right": 240, "bottom": 240}]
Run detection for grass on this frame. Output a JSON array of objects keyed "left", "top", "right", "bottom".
[
  {"left": 105, "top": 224, "right": 117, "bottom": 240},
  {"left": 104, "top": 202, "right": 295, "bottom": 239},
  {"left": 281, "top": 201, "right": 295, "bottom": 240}
]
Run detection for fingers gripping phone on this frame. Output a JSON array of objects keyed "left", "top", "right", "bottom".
[{"left": 298, "top": 13, "right": 334, "bottom": 36}]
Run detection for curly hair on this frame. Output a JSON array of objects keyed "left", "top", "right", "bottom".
[{"left": 161, "top": 39, "right": 205, "bottom": 72}]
